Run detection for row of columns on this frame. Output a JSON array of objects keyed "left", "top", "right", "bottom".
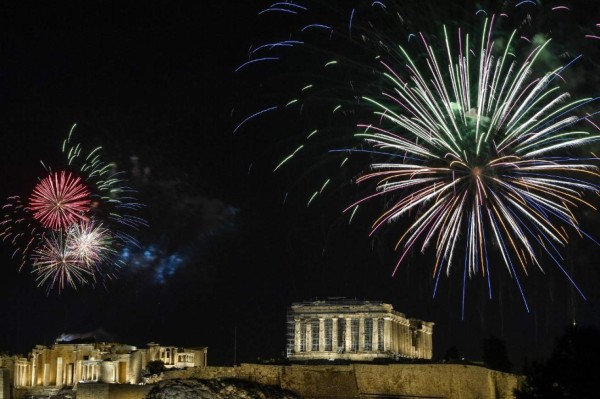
[
  {"left": 293, "top": 316, "right": 388, "bottom": 354},
  {"left": 14, "top": 362, "right": 28, "bottom": 387},
  {"left": 292, "top": 315, "right": 432, "bottom": 358},
  {"left": 14, "top": 359, "right": 126, "bottom": 387},
  {"left": 81, "top": 363, "right": 99, "bottom": 382},
  {"left": 15, "top": 360, "right": 86, "bottom": 387}
]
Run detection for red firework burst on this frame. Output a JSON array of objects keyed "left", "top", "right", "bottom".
[{"left": 29, "top": 171, "right": 91, "bottom": 230}]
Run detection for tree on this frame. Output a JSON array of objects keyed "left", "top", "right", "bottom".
[
  {"left": 515, "top": 324, "right": 600, "bottom": 398},
  {"left": 482, "top": 334, "right": 512, "bottom": 372}
]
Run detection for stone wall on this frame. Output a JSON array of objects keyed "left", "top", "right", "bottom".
[
  {"left": 77, "top": 384, "right": 109, "bottom": 399},
  {"left": 353, "top": 364, "right": 519, "bottom": 398},
  {"left": 6, "top": 363, "right": 522, "bottom": 399},
  {"left": 165, "top": 363, "right": 522, "bottom": 399},
  {"left": 0, "top": 369, "right": 10, "bottom": 399},
  {"left": 280, "top": 365, "right": 358, "bottom": 398},
  {"left": 77, "top": 383, "right": 152, "bottom": 399},
  {"left": 12, "top": 386, "right": 62, "bottom": 399}
]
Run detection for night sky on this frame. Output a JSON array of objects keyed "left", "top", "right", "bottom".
[{"left": 1, "top": 1, "right": 599, "bottom": 369}]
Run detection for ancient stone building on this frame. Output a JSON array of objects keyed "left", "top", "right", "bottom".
[
  {"left": 0, "top": 338, "right": 207, "bottom": 399},
  {"left": 286, "top": 299, "right": 433, "bottom": 362}
]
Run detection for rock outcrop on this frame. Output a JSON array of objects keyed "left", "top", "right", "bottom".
[{"left": 146, "top": 378, "right": 300, "bottom": 399}]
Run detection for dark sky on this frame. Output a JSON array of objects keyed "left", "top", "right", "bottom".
[{"left": 0, "top": 1, "right": 599, "bottom": 369}]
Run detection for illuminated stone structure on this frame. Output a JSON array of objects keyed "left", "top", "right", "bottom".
[
  {"left": 286, "top": 299, "right": 433, "bottom": 362},
  {"left": 0, "top": 339, "right": 207, "bottom": 399},
  {"left": 145, "top": 342, "right": 206, "bottom": 370}
]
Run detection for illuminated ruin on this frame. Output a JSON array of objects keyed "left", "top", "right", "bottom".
[
  {"left": 286, "top": 299, "right": 433, "bottom": 362},
  {"left": 0, "top": 336, "right": 206, "bottom": 398}
]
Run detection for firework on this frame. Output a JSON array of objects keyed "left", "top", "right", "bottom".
[
  {"left": 31, "top": 231, "right": 95, "bottom": 292},
  {"left": 235, "top": 1, "right": 600, "bottom": 311},
  {"left": 0, "top": 124, "right": 145, "bottom": 292},
  {"left": 29, "top": 170, "right": 91, "bottom": 230},
  {"left": 351, "top": 18, "right": 600, "bottom": 312},
  {"left": 67, "top": 220, "right": 115, "bottom": 268}
]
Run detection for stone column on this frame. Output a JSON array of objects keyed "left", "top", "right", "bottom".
[
  {"left": 56, "top": 357, "right": 63, "bottom": 386},
  {"left": 21, "top": 363, "right": 27, "bottom": 387},
  {"left": 31, "top": 354, "right": 37, "bottom": 387},
  {"left": 407, "top": 322, "right": 413, "bottom": 357},
  {"left": 294, "top": 319, "right": 302, "bottom": 353},
  {"left": 74, "top": 360, "right": 81, "bottom": 384},
  {"left": 319, "top": 318, "right": 325, "bottom": 352},
  {"left": 332, "top": 318, "right": 338, "bottom": 352},
  {"left": 383, "top": 318, "right": 391, "bottom": 351},
  {"left": 372, "top": 318, "right": 379, "bottom": 351},
  {"left": 358, "top": 317, "right": 365, "bottom": 351},
  {"left": 427, "top": 328, "right": 433, "bottom": 359},
  {"left": 306, "top": 321, "right": 312, "bottom": 352},
  {"left": 392, "top": 321, "right": 398, "bottom": 353},
  {"left": 66, "top": 364, "right": 73, "bottom": 386},
  {"left": 345, "top": 318, "right": 352, "bottom": 352},
  {"left": 415, "top": 330, "right": 422, "bottom": 358},
  {"left": 400, "top": 322, "right": 407, "bottom": 357},
  {"left": 43, "top": 363, "right": 49, "bottom": 386},
  {"left": 15, "top": 364, "right": 21, "bottom": 387},
  {"left": 406, "top": 325, "right": 414, "bottom": 357},
  {"left": 409, "top": 323, "right": 415, "bottom": 358}
]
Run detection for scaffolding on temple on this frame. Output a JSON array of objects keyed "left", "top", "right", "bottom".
[
  {"left": 285, "top": 297, "right": 434, "bottom": 362},
  {"left": 286, "top": 310, "right": 295, "bottom": 358}
]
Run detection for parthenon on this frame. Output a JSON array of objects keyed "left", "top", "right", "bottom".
[{"left": 286, "top": 299, "right": 433, "bottom": 362}]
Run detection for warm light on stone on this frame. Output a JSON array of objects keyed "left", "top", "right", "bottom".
[
  {"left": 286, "top": 299, "right": 434, "bottom": 362},
  {"left": 0, "top": 340, "right": 207, "bottom": 398}
]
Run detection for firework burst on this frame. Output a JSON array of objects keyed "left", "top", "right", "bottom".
[
  {"left": 0, "top": 124, "right": 145, "bottom": 292},
  {"left": 31, "top": 230, "right": 95, "bottom": 292},
  {"left": 234, "top": 0, "right": 600, "bottom": 312},
  {"left": 29, "top": 170, "right": 91, "bottom": 230},
  {"left": 67, "top": 220, "right": 115, "bottom": 268},
  {"left": 351, "top": 17, "right": 600, "bottom": 312}
]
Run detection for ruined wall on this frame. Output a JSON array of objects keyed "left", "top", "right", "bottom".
[
  {"left": 280, "top": 365, "right": 358, "bottom": 399},
  {"left": 353, "top": 364, "right": 519, "bottom": 399},
  {"left": 12, "top": 386, "right": 61, "bottom": 399},
  {"left": 76, "top": 384, "right": 109, "bottom": 399},
  {"left": 0, "top": 369, "right": 10, "bottom": 399},
  {"left": 166, "top": 363, "right": 522, "bottom": 399},
  {"left": 9, "top": 363, "right": 521, "bottom": 399},
  {"left": 77, "top": 383, "right": 152, "bottom": 399}
]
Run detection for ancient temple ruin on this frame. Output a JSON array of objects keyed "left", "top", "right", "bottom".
[
  {"left": 286, "top": 299, "right": 433, "bottom": 362},
  {"left": 0, "top": 337, "right": 207, "bottom": 399}
]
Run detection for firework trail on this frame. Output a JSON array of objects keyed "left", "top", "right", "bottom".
[
  {"left": 234, "top": 0, "right": 600, "bottom": 313},
  {"left": 0, "top": 124, "right": 145, "bottom": 292}
]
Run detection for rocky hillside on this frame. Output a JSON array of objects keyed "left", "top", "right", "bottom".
[{"left": 146, "top": 378, "right": 300, "bottom": 399}]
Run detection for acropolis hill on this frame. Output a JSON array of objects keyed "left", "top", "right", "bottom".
[
  {"left": 1, "top": 361, "right": 522, "bottom": 399},
  {"left": 156, "top": 362, "right": 522, "bottom": 399},
  {"left": 0, "top": 300, "right": 523, "bottom": 398}
]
